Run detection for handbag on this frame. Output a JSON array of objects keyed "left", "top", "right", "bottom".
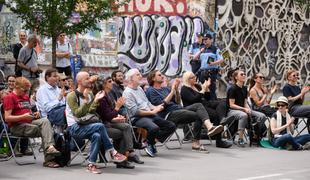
[{"left": 75, "top": 113, "right": 101, "bottom": 125}]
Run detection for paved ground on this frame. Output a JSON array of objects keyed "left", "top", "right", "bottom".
[{"left": 1, "top": 130, "right": 310, "bottom": 180}]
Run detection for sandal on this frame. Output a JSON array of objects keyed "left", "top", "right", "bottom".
[
  {"left": 192, "top": 145, "right": 209, "bottom": 154},
  {"left": 207, "top": 125, "right": 224, "bottom": 137},
  {"left": 43, "top": 161, "right": 60, "bottom": 168},
  {"left": 46, "top": 146, "right": 61, "bottom": 156}
]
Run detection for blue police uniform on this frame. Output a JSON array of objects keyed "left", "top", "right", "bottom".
[{"left": 188, "top": 42, "right": 205, "bottom": 74}]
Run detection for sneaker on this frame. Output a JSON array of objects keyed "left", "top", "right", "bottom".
[
  {"left": 86, "top": 164, "right": 102, "bottom": 174},
  {"left": 128, "top": 154, "right": 144, "bottom": 164},
  {"left": 303, "top": 142, "right": 310, "bottom": 150},
  {"left": 151, "top": 145, "right": 157, "bottom": 154},
  {"left": 115, "top": 161, "right": 135, "bottom": 169},
  {"left": 21, "top": 149, "right": 34, "bottom": 156},
  {"left": 216, "top": 140, "right": 233, "bottom": 148},
  {"left": 111, "top": 152, "right": 127, "bottom": 163},
  {"left": 144, "top": 145, "right": 155, "bottom": 157},
  {"left": 237, "top": 138, "right": 246, "bottom": 148}
]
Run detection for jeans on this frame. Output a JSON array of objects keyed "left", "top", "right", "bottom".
[
  {"left": 272, "top": 134, "right": 310, "bottom": 150},
  {"left": 133, "top": 115, "right": 176, "bottom": 145},
  {"left": 291, "top": 105, "right": 310, "bottom": 118},
  {"left": 226, "top": 109, "right": 267, "bottom": 130},
  {"left": 69, "top": 123, "right": 113, "bottom": 164}
]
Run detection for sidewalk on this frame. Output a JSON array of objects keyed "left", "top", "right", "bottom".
[{"left": 1, "top": 130, "right": 310, "bottom": 180}]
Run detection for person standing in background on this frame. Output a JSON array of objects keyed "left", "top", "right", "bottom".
[{"left": 56, "top": 32, "right": 72, "bottom": 77}]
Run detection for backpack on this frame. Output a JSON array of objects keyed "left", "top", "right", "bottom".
[
  {"left": 54, "top": 131, "right": 71, "bottom": 167},
  {"left": 12, "top": 43, "right": 23, "bottom": 77}
]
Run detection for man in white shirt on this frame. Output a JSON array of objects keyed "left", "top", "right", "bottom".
[
  {"left": 56, "top": 33, "right": 72, "bottom": 77},
  {"left": 36, "top": 68, "right": 67, "bottom": 126}
]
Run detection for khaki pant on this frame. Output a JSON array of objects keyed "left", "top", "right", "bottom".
[{"left": 10, "top": 118, "right": 55, "bottom": 162}]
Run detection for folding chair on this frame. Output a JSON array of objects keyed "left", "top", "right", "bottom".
[
  {"left": 294, "top": 117, "right": 309, "bottom": 136},
  {"left": 68, "top": 136, "right": 107, "bottom": 166},
  {"left": 0, "top": 104, "right": 36, "bottom": 165}
]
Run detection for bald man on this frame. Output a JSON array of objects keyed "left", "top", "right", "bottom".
[{"left": 66, "top": 71, "right": 126, "bottom": 174}]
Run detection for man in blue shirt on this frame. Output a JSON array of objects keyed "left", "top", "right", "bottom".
[
  {"left": 188, "top": 33, "right": 205, "bottom": 75},
  {"left": 36, "top": 68, "right": 67, "bottom": 126},
  {"left": 199, "top": 33, "right": 224, "bottom": 100}
]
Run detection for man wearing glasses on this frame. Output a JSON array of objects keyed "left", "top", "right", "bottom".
[
  {"left": 56, "top": 33, "right": 72, "bottom": 77},
  {"left": 3, "top": 77, "right": 62, "bottom": 168}
]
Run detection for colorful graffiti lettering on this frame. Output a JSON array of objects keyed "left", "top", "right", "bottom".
[
  {"left": 118, "top": 0, "right": 187, "bottom": 16},
  {"left": 118, "top": 15, "right": 210, "bottom": 77}
]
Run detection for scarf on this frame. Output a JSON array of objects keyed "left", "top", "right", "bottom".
[{"left": 275, "top": 110, "right": 292, "bottom": 137}]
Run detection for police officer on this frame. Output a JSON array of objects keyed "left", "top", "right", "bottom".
[
  {"left": 199, "top": 33, "right": 224, "bottom": 100},
  {"left": 188, "top": 33, "right": 205, "bottom": 75}
]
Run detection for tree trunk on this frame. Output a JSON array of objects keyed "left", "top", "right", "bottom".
[{"left": 52, "top": 35, "right": 57, "bottom": 68}]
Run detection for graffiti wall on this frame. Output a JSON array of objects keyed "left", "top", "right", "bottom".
[
  {"left": 217, "top": 0, "right": 310, "bottom": 87},
  {"left": 117, "top": 0, "right": 215, "bottom": 77}
]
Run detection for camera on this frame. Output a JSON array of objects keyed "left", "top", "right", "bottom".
[{"left": 64, "top": 85, "right": 69, "bottom": 91}]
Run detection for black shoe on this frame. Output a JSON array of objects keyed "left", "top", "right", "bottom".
[
  {"left": 128, "top": 154, "right": 144, "bottom": 164},
  {"left": 115, "top": 161, "right": 135, "bottom": 169},
  {"left": 21, "top": 149, "right": 34, "bottom": 156},
  {"left": 216, "top": 140, "right": 233, "bottom": 148}
]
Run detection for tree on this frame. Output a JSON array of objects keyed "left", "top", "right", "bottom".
[
  {"left": 295, "top": 0, "right": 310, "bottom": 10},
  {"left": 2, "top": 0, "right": 127, "bottom": 67}
]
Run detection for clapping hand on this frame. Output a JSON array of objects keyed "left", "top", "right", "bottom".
[{"left": 94, "top": 90, "right": 105, "bottom": 102}]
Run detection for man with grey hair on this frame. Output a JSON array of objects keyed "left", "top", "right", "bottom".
[
  {"left": 17, "top": 34, "right": 42, "bottom": 91},
  {"left": 123, "top": 69, "right": 176, "bottom": 157}
]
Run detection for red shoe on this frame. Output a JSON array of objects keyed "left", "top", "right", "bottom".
[
  {"left": 86, "top": 164, "right": 102, "bottom": 174},
  {"left": 111, "top": 152, "right": 127, "bottom": 163}
]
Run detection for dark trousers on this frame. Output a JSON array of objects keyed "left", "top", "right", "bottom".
[
  {"left": 167, "top": 109, "right": 202, "bottom": 140},
  {"left": 133, "top": 115, "right": 176, "bottom": 145},
  {"left": 56, "top": 66, "right": 72, "bottom": 77},
  {"left": 203, "top": 99, "right": 227, "bottom": 123}
]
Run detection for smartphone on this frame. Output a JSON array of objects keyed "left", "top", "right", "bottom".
[{"left": 208, "top": 56, "right": 215, "bottom": 64}]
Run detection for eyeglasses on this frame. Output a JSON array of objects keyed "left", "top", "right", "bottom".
[
  {"left": 292, "top": 74, "right": 299, "bottom": 77},
  {"left": 277, "top": 103, "right": 287, "bottom": 107},
  {"left": 107, "top": 80, "right": 113, "bottom": 83},
  {"left": 189, "top": 76, "right": 196, "bottom": 80},
  {"left": 21, "top": 88, "right": 30, "bottom": 93},
  {"left": 240, "top": 73, "right": 246, "bottom": 76},
  {"left": 257, "top": 76, "right": 265, "bottom": 79},
  {"left": 20, "top": 35, "right": 26, "bottom": 37}
]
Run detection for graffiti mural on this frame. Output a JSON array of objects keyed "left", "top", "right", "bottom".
[
  {"left": 118, "top": 15, "right": 210, "bottom": 77},
  {"left": 217, "top": 0, "right": 310, "bottom": 87},
  {"left": 118, "top": 0, "right": 188, "bottom": 16}
]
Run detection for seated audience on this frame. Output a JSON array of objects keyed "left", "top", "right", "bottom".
[
  {"left": 180, "top": 71, "right": 232, "bottom": 148},
  {"left": 225, "top": 70, "right": 267, "bottom": 147},
  {"left": 283, "top": 70, "right": 310, "bottom": 120},
  {"left": 94, "top": 76, "right": 144, "bottom": 169},
  {"left": 270, "top": 96, "right": 310, "bottom": 150},
  {"left": 66, "top": 71, "right": 126, "bottom": 174},
  {"left": 249, "top": 72, "right": 277, "bottom": 117},
  {"left": 123, "top": 69, "right": 176, "bottom": 157},
  {"left": 3, "top": 77, "right": 61, "bottom": 168}
]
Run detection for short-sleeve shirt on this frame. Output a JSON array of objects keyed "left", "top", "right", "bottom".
[
  {"left": 188, "top": 42, "right": 205, "bottom": 55},
  {"left": 18, "top": 46, "right": 38, "bottom": 78},
  {"left": 56, "top": 42, "right": 72, "bottom": 68},
  {"left": 283, "top": 83, "right": 303, "bottom": 108},
  {"left": 227, "top": 84, "right": 248, "bottom": 109},
  {"left": 200, "top": 45, "right": 223, "bottom": 70},
  {"left": 3, "top": 92, "right": 32, "bottom": 127},
  {"left": 271, "top": 112, "right": 287, "bottom": 135}
]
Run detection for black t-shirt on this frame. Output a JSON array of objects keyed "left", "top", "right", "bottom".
[
  {"left": 271, "top": 112, "right": 287, "bottom": 135},
  {"left": 227, "top": 84, "right": 248, "bottom": 109},
  {"left": 283, "top": 83, "right": 303, "bottom": 108}
]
